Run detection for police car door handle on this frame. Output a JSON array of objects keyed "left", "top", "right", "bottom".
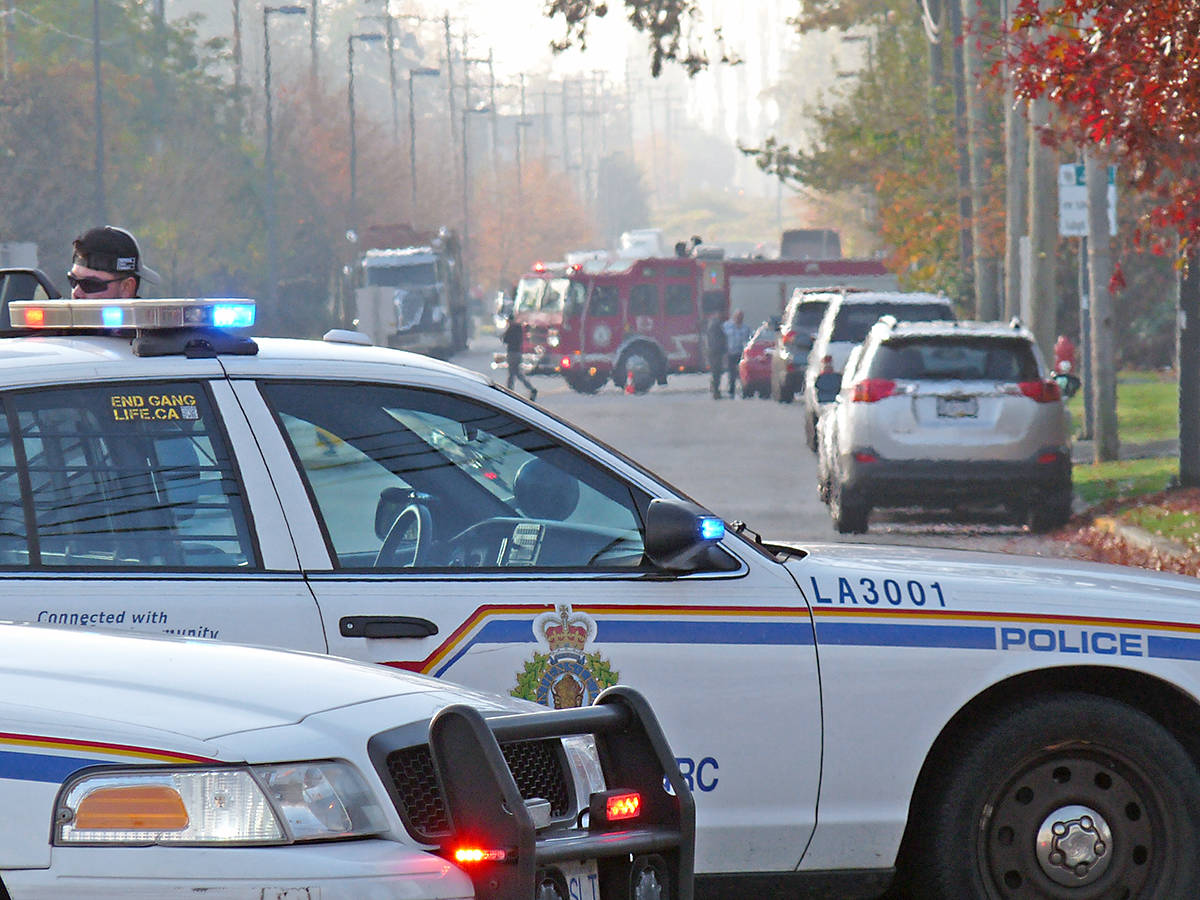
[{"left": 339, "top": 616, "right": 439, "bottom": 639}]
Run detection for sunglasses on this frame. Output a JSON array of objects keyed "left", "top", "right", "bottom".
[{"left": 67, "top": 273, "right": 129, "bottom": 294}]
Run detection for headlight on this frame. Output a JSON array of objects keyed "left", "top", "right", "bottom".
[
  {"left": 55, "top": 761, "right": 388, "bottom": 846},
  {"left": 561, "top": 735, "right": 607, "bottom": 818}
]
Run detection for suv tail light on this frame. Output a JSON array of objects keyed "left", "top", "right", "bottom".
[
  {"left": 852, "top": 378, "right": 896, "bottom": 403},
  {"left": 1018, "top": 379, "right": 1062, "bottom": 403}
]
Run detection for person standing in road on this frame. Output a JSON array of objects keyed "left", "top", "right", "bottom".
[
  {"left": 722, "top": 309, "right": 751, "bottom": 398},
  {"left": 503, "top": 315, "right": 538, "bottom": 401},
  {"left": 704, "top": 312, "right": 728, "bottom": 400},
  {"left": 68, "top": 226, "right": 160, "bottom": 299}
]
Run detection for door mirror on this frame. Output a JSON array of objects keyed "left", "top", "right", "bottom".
[
  {"left": 1054, "top": 372, "right": 1081, "bottom": 399},
  {"left": 644, "top": 499, "right": 737, "bottom": 573}
]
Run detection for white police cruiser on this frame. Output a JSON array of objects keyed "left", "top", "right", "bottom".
[
  {"left": 4, "top": 289, "right": 1200, "bottom": 898},
  {"left": 0, "top": 620, "right": 691, "bottom": 899}
]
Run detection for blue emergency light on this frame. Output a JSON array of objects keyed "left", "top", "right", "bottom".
[{"left": 698, "top": 517, "right": 725, "bottom": 541}]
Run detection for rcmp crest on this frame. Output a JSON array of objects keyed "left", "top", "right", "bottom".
[{"left": 512, "top": 604, "right": 618, "bottom": 708}]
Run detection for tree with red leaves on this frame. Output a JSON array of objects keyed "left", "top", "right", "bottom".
[
  {"left": 1007, "top": 0, "right": 1200, "bottom": 485},
  {"left": 1006, "top": 0, "right": 1200, "bottom": 249}
]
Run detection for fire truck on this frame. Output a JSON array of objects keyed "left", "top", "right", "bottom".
[
  {"left": 553, "top": 253, "right": 897, "bottom": 394},
  {"left": 500, "top": 261, "right": 573, "bottom": 374}
]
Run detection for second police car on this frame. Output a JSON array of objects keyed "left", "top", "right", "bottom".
[
  {"left": 4, "top": 291, "right": 1200, "bottom": 898},
  {"left": 0, "top": 622, "right": 692, "bottom": 900}
]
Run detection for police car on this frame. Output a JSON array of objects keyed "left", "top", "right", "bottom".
[
  {"left": 4, "top": 290, "right": 1200, "bottom": 898},
  {"left": 0, "top": 621, "right": 691, "bottom": 899}
]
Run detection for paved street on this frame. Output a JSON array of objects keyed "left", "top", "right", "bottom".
[{"left": 455, "top": 341, "right": 1064, "bottom": 558}]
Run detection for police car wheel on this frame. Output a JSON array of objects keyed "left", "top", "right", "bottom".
[{"left": 907, "top": 693, "right": 1200, "bottom": 899}]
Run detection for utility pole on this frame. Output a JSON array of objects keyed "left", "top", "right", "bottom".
[
  {"left": 962, "top": 0, "right": 1000, "bottom": 319},
  {"left": 443, "top": 13, "right": 457, "bottom": 184},
  {"left": 1085, "top": 153, "right": 1117, "bottom": 461},
  {"left": 561, "top": 80, "right": 571, "bottom": 173},
  {"left": 310, "top": 0, "right": 319, "bottom": 97},
  {"left": 92, "top": 0, "right": 106, "bottom": 222},
  {"left": 487, "top": 49, "right": 498, "bottom": 178},
  {"left": 232, "top": 0, "right": 243, "bottom": 106},
  {"left": 948, "top": 0, "right": 973, "bottom": 306},
  {"left": 1180, "top": 249, "right": 1200, "bottom": 486},
  {"left": 382, "top": 2, "right": 400, "bottom": 142},
  {"left": 2, "top": 0, "right": 13, "bottom": 81},
  {"left": 1003, "top": 0, "right": 1027, "bottom": 320},
  {"left": 1026, "top": 97, "right": 1057, "bottom": 359}
]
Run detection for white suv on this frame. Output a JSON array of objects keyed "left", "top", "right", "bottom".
[
  {"left": 818, "top": 318, "right": 1073, "bottom": 533},
  {"left": 802, "top": 291, "right": 955, "bottom": 451}
]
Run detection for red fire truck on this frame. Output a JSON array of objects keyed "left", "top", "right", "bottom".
[
  {"left": 553, "top": 254, "right": 897, "bottom": 394},
  {"left": 554, "top": 256, "right": 727, "bottom": 393}
]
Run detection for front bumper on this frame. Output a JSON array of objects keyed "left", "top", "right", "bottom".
[
  {"left": 845, "top": 451, "right": 1071, "bottom": 508},
  {"left": 4, "top": 839, "right": 473, "bottom": 899}
]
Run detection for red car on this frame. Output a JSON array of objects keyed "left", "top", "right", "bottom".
[{"left": 737, "top": 319, "right": 778, "bottom": 398}]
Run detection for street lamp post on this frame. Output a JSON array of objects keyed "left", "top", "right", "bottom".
[
  {"left": 263, "top": 4, "right": 308, "bottom": 310},
  {"left": 347, "top": 31, "right": 385, "bottom": 238},
  {"left": 407, "top": 66, "right": 440, "bottom": 210},
  {"left": 461, "top": 105, "right": 490, "bottom": 306}
]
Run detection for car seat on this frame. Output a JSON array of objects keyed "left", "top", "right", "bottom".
[{"left": 513, "top": 458, "right": 580, "bottom": 521}]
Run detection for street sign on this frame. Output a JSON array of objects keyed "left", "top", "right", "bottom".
[{"left": 1058, "top": 164, "right": 1117, "bottom": 237}]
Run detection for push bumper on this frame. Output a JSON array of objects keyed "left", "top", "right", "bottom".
[{"left": 4, "top": 839, "right": 474, "bottom": 899}]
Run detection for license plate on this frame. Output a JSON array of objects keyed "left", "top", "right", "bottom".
[
  {"left": 937, "top": 395, "right": 978, "bottom": 418},
  {"left": 556, "top": 859, "right": 601, "bottom": 900}
]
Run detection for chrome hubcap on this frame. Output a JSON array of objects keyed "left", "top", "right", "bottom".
[{"left": 1035, "top": 804, "right": 1113, "bottom": 886}]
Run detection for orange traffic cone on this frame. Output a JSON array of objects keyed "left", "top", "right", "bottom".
[{"left": 625, "top": 368, "right": 636, "bottom": 395}]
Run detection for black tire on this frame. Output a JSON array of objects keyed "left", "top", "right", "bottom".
[
  {"left": 830, "top": 479, "right": 868, "bottom": 533},
  {"left": 804, "top": 412, "right": 819, "bottom": 453},
  {"left": 1028, "top": 488, "right": 1074, "bottom": 533},
  {"left": 565, "top": 369, "right": 607, "bottom": 394},
  {"left": 613, "top": 347, "right": 659, "bottom": 394},
  {"left": 903, "top": 693, "right": 1200, "bottom": 899}
]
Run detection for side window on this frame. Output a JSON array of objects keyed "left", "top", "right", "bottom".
[
  {"left": 563, "top": 281, "right": 587, "bottom": 317},
  {"left": 589, "top": 285, "right": 619, "bottom": 317},
  {"left": 664, "top": 283, "right": 694, "bottom": 316},
  {"left": 629, "top": 284, "right": 659, "bottom": 317},
  {"left": 262, "top": 382, "right": 649, "bottom": 572},
  {"left": 0, "top": 404, "right": 27, "bottom": 563},
  {"left": 4, "top": 384, "right": 256, "bottom": 568}
]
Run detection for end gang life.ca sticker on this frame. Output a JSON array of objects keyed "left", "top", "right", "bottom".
[
  {"left": 111, "top": 392, "right": 200, "bottom": 422},
  {"left": 513, "top": 604, "right": 619, "bottom": 709}
]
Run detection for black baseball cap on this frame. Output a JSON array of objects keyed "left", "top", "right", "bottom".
[{"left": 71, "top": 226, "right": 161, "bottom": 285}]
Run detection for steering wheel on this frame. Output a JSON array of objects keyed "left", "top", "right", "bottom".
[{"left": 374, "top": 502, "right": 433, "bottom": 568}]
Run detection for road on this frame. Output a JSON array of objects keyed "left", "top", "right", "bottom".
[{"left": 455, "top": 342, "right": 1062, "bottom": 558}]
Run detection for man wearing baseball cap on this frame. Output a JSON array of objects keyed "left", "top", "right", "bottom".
[{"left": 68, "top": 225, "right": 161, "bottom": 299}]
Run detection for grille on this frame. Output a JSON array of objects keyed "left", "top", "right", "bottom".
[{"left": 387, "top": 738, "right": 572, "bottom": 843}]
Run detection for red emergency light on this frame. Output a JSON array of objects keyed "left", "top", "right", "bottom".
[
  {"left": 590, "top": 789, "right": 642, "bottom": 826},
  {"left": 453, "top": 847, "right": 509, "bottom": 864}
]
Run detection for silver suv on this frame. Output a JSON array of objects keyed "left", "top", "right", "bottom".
[
  {"left": 802, "top": 291, "right": 955, "bottom": 451},
  {"left": 817, "top": 318, "right": 1073, "bottom": 533}
]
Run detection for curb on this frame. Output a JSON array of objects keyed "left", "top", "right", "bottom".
[{"left": 1091, "top": 515, "right": 1192, "bottom": 560}]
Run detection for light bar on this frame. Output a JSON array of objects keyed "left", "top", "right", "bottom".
[{"left": 9, "top": 298, "right": 256, "bottom": 331}]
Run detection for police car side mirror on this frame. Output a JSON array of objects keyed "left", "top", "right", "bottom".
[{"left": 644, "top": 499, "right": 735, "bottom": 573}]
